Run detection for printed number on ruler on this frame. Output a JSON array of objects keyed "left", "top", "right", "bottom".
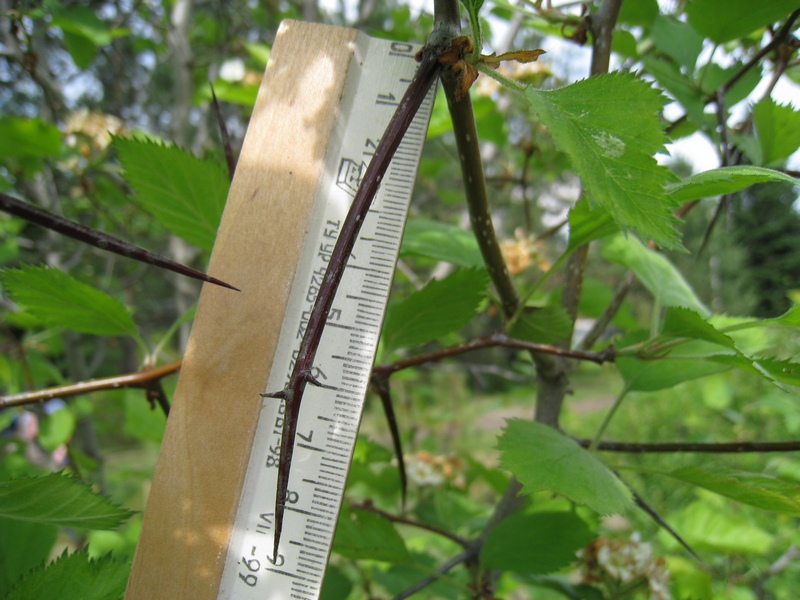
[{"left": 217, "top": 36, "right": 434, "bottom": 600}]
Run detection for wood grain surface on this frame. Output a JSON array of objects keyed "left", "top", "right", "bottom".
[{"left": 126, "top": 20, "right": 359, "bottom": 599}]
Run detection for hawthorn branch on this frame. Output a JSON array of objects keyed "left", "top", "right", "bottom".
[
  {"left": 263, "top": 33, "right": 450, "bottom": 559},
  {"left": 0, "top": 360, "right": 182, "bottom": 409}
]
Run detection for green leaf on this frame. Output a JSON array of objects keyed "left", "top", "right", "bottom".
[
  {"left": 753, "top": 97, "right": 800, "bottom": 167},
  {"left": 617, "top": 356, "right": 731, "bottom": 391},
  {"left": 618, "top": 0, "right": 658, "bottom": 26},
  {"left": 38, "top": 405, "right": 76, "bottom": 452},
  {"left": 642, "top": 56, "right": 705, "bottom": 124},
  {"left": 567, "top": 198, "right": 619, "bottom": 250},
  {"left": 6, "top": 549, "right": 129, "bottom": 600},
  {"left": 509, "top": 305, "right": 572, "bottom": 344},
  {"left": 661, "top": 498, "right": 773, "bottom": 554},
  {"left": 666, "top": 166, "right": 800, "bottom": 201},
  {"left": 320, "top": 566, "right": 353, "bottom": 600},
  {"left": 0, "top": 473, "right": 134, "bottom": 530},
  {"left": 602, "top": 235, "right": 708, "bottom": 316},
  {"left": 651, "top": 15, "right": 704, "bottom": 69},
  {"left": 382, "top": 268, "right": 489, "bottom": 351},
  {"left": 525, "top": 73, "right": 681, "bottom": 249},
  {"left": 661, "top": 307, "right": 735, "bottom": 348},
  {"left": 51, "top": 7, "right": 128, "bottom": 69},
  {"left": 686, "top": 0, "right": 799, "bottom": 43},
  {"left": 400, "top": 218, "right": 483, "bottom": 267},
  {"left": 481, "top": 511, "right": 595, "bottom": 575},
  {"left": 1, "top": 265, "right": 137, "bottom": 337},
  {"left": 657, "top": 466, "right": 800, "bottom": 516},
  {"left": 755, "top": 358, "right": 800, "bottom": 388},
  {"left": 498, "top": 419, "right": 633, "bottom": 515},
  {"left": 0, "top": 519, "right": 57, "bottom": 598},
  {"left": 700, "top": 61, "right": 763, "bottom": 107},
  {"left": 114, "top": 137, "right": 229, "bottom": 251},
  {"left": 331, "top": 505, "right": 410, "bottom": 563},
  {"left": 0, "top": 117, "right": 62, "bottom": 160}
]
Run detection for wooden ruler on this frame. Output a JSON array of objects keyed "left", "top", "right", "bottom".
[{"left": 126, "top": 19, "right": 434, "bottom": 599}]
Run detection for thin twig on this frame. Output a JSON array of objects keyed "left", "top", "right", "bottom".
[
  {"left": 579, "top": 272, "right": 634, "bottom": 350},
  {"left": 0, "top": 192, "right": 239, "bottom": 291},
  {"left": 350, "top": 499, "right": 470, "bottom": 547},
  {"left": 373, "top": 333, "right": 615, "bottom": 379},
  {"left": 392, "top": 548, "right": 475, "bottom": 600},
  {"left": 0, "top": 360, "right": 182, "bottom": 409},
  {"left": 576, "top": 437, "right": 800, "bottom": 453}
]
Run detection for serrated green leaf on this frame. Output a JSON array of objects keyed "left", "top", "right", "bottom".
[
  {"left": 0, "top": 473, "right": 134, "bottom": 529},
  {"left": 0, "top": 519, "right": 57, "bottom": 598},
  {"left": 0, "top": 117, "right": 62, "bottom": 160},
  {"left": 115, "top": 137, "right": 228, "bottom": 251},
  {"left": 382, "top": 268, "right": 488, "bottom": 351},
  {"left": 640, "top": 466, "right": 800, "bottom": 516},
  {"left": 509, "top": 305, "right": 572, "bottom": 344},
  {"left": 686, "top": 0, "right": 799, "bottom": 43},
  {"left": 400, "top": 218, "right": 483, "bottom": 267},
  {"left": 642, "top": 55, "right": 705, "bottom": 124},
  {"left": 661, "top": 307, "right": 735, "bottom": 348},
  {"left": 481, "top": 511, "right": 595, "bottom": 575},
  {"left": 6, "top": 549, "right": 128, "bottom": 600},
  {"left": 1, "top": 265, "right": 137, "bottom": 336},
  {"left": 755, "top": 358, "right": 800, "bottom": 388},
  {"left": 602, "top": 235, "right": 708, "bottom": 316},
  {"left": 753, "top": 97, "right": 800, "bottom": 167},
  {"left": 525, "top": 73, "right": 681, "bottom": 248},
  {"left": 617, "top": 356, "right": 731, "bottom": 391},
  {"left": 567, "top": 198, "right": 619, "bottom": 249},
  {"left": 498, "top": 419, "right": 633, "bottom": 515},
  {"left": 332, "top": 505, "right": 410, "bottom": 563},
  {"left": 666, "top": 166, "right": 800, "bottom": 201}
]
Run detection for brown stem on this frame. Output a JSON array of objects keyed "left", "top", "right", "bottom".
[
  {"left": 577, "top": 438, "right": 800, "bottom": 453},
  {"left": 373, "top": 333, "right": 614, "bottom": 379},
  {"left": 0, "top": 359, "right": 182, "bottom": 409},
  {"left": 350, "top": 499, "right": 469, "bottom": 547}
]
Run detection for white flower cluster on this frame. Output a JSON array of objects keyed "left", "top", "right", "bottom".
[{"left": 578, "top": 532, "right": 671, "bottom": 600}]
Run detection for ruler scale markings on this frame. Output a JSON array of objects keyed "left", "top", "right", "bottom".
[{"left": 216, "top": 27, "right": 433, "bottom": 597}]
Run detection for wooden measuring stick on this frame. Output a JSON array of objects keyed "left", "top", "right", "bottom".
[{"left": 126, "top": 20, "right": 361, "bottom": 599}]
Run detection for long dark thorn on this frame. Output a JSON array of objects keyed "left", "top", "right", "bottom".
[
  {"left": 0, "top": 192, "right": 239, "bottom": 291},
  {"left": 624, "top": 477, "right": 702, "bottom": 562},
  {"left": 265, "top": 41, "right": 445, "bottom": 561},
  {"left": 373, "top": 376, "right": 408, "bottom": 507},
  {"left": 210, "top": 83, "right": 236, "bottom": 181}
]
